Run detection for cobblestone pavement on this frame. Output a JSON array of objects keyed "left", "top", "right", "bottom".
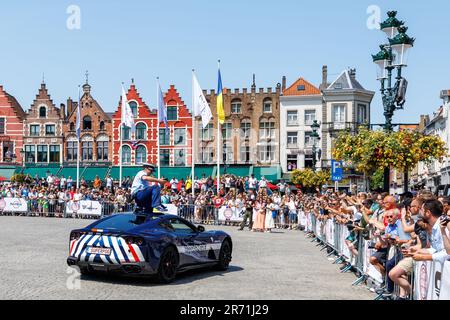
[{"left": 0, "top": 216, "right": 374, "bottom": 300}]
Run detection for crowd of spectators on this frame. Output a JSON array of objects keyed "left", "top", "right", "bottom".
[
  {"left": 2, "top": 171, "right": 450, "bottom": 299},
  {"left": 302, "top": 189, "right": 450, "bottom": 300}
]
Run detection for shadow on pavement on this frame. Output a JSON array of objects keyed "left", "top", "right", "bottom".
[{"left": 80, "top": 265, "right": 244, "bottom": 287}]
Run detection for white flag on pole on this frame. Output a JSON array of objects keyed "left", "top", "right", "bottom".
[
  {"left": 192, "top": 73, "right": 213, "bottom": 128},
  {"left": 121, "top": 86, "right": 135, "bottom": 133}
]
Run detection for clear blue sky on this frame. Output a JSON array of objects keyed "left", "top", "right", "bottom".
[{"left": 0, "top": 0, "right": 449, "bottom": 124}]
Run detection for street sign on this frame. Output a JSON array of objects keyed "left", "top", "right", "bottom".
[{"left": 331, "top": 160, "right": 343, "bottom": 182}]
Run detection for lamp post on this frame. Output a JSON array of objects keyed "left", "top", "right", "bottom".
[
  {"left": 311, "top": 120, "right": 321, "bottom": 172},
  {"left": 19, "top": 149, "right": 25, "bottom": 173},
  {"left": 372, "top": 11, "right": 414, "bottom": 193}
]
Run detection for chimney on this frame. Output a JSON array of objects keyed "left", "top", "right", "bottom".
[
  {"left": 349, "top": 68, "right": 356, "bottom": 80},
  {"left": 321, "top": 65, "right": 328, "bottom": 89},
  {"left": 282, "top": 76, "right": 286, "bottom": 91},
  {"left": 67, "top": 98, "right": 73, "bottom": 116},
  {"left": 60, "top": 103, "right": 66, "bottom": 119}
]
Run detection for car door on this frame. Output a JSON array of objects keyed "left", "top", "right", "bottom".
[{"left": 165, "top": 218, "right": 208, "bottom": 266}]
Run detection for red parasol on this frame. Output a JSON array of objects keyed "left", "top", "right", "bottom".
[{"left": 267, "top": 182, "right": 279, "bottom": 191}]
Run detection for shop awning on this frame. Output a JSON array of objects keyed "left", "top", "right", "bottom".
[{"left": 0, "top": 168, "right": 16, "bottom": 181}]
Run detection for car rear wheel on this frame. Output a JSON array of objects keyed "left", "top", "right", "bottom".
[
  {"left": 215, "top": 239, "right": 232, "bottom": 271},
  {"left": 157, "top": 246, "right": 179, "bottom": 283},
  {"left": 79, "top": 266, "right": 91, "bottom": 276}
]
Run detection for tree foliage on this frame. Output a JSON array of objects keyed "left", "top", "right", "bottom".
[
  {"left": 291, "top": 168, "right": 331, "bottom": 188},
  {"left": 332, "top": 127, "right": 447, "bottom": 174}
]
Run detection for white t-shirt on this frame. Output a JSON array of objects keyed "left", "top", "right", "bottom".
[
  {"left": 106, "top": 177, "right": 113, "bottom": 187},
  {"left": 170, "top": 179, "right": 178, "bottom": 189},
  {"left": 259, "top": 179, "right": 267, "bottom": 188},
  {"left": 131, "top": 170, "right": 151, "bottom": 195},
  {"left": 249, "top": 178, "right": 257, "bottom": 189}
]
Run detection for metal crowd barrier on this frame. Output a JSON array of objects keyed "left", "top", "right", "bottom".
[{"left": 301, "top": 210, "right": 450, "bottom": 300}]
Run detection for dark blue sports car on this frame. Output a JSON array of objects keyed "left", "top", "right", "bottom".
[{"left": 67, "top": 213, "right": 233, "bottom": 283}]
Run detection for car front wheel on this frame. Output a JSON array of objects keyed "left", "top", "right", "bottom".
[{"left": 216, "top": 240, "right": 232, "bottom": 271}]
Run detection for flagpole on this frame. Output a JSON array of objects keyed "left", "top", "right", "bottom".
[
  {"left": 119, "top": 83, "right": 124, "bottom": 186},
  {"left": 119, "top": 122, "right": 123, "bottom": 186},
  {"left": 217, "top": 60, "right": 221, "bottom": 195},
  {"left": 76, "top": 85, "right": 80, "bottom": 191},
  {"left": 157, "top": 78, "right": 161, "bottom": 180},
  {"left": 191, "top": 69, "right": 195, "bottom": 198}
]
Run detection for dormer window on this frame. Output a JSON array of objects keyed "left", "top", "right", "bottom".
[
  {"left": 297, "top": 85, "right": 305, "bottom": 91},
  {"left": 335, "top": 83, "right": 343, "bottom": 89},
  {"left": 39, "top": 106, "right": 46, "bottom": 118}
]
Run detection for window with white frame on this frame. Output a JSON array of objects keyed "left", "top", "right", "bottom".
[
  {"left": 287, "top": 132, "right": 298, "bottom": 148},
  {"left": 287, "top": 111, "right": 298, "bottom": 126},
  {"left": 305, "top": 132, "right": 314, "bottom": 147},
  {"left": 45, "top": 124, "right": 55, "bottom": 136},
  {"left": 357, "top": 104, "right": 367, "bottom": 124},
  {"left": 174, "top": 128, "right": 186, "bottom": 146},
  {"left": 221, "top": 123, "right": 232, "bottom": 140},
  {"left": 231, "top": 99, "right": 241, "bottom": 114},
  {"left": 0, "top": 118, "right": 5, "bottom": 134},
  {"left": 136, "top": 123, "right": 147, "bottom": 140},
  {"left": 240, "top": 146, "right": 250, "bottom": 163},
  {"left": 222, "top": 144, "right": 233, "bottom": 162},
  {"left": 121, "top": 145, "right": 131, "bottom": 164},
  {"left": 263, "top": 99, "right": 272, "bottom": 113},
  {"left": 258, "top": 145, "right": 275, "bottom": 162},
  {"left": 25, "top": 145, "right": 35, "bottom": 163},
  {"left": 174, "top": 149, "right": 186, "bottom": 167},
  {"left": 37, "top": 145, "right": 48, "bottom": 163},
  {"left": 240, "top": 121, "right": 251, "bottom": 140},
  {"left": 129, "top": 101, "right": 138, "bottom": 118},
  {"left": 39, "top": 106, "right": 46, "bottom": 118},
  {"left": 30, "top": 125, "right": 40, "bottom": 136},
  {"left": 200, "top": 123, "right": 213, "bottom": 140},
  {"left": 160, "top": 149, "right": 170, "bottom": 166},
  {"left": 200, "top": 146, "right": 214, "bottom": 163},
  {"left": 304, "top": 110, "right": 316, "bottom": 125},
  {"left": 259, "top": 121, "right": 275, "bottom": 139},
  {"left": 333, "top": 104, "right": 346, "bottom": 123},
  {"left": 135, "top": 146, "right": 146, "bottom": 164}
]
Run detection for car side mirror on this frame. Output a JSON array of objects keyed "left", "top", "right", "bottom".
[{"left": 197, "top": 225, "right": 205, "bottom": 233}]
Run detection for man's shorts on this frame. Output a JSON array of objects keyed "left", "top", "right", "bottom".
[
  {"left": 396, "top": 257, "right": 414, "bottom": 274},
  {"left": 371, "top": 248, "right": 388, "bottom": 265}
]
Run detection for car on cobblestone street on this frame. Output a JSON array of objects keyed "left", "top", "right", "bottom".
[{"left": 67, "top": 213, "right": 233, "bottom": 283}]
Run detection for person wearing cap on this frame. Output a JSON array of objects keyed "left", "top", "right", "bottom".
[{"left": 131, "top": 163, "right": 167, "bottom": 213}]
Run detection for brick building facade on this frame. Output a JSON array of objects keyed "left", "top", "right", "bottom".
[
  {"left": 0, "top": 85, "right": 26, "bottom": 165},
  {"left": 112, "top": 82, "right": 155, "bottom": 166},
  {"left": 63, "top": 81, "right": 112, "bottom": 165},
  {"left": 198, "top": 79, "right": 281, "bottom": 169},
  {"left": 112, "top": 83, "right": 193, "bottom": 168},
  {"left": 23, "top": 82, "right": 64, "bottom": 165}
]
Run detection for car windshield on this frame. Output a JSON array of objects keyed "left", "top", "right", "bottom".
[{"left": 93, "top": 214, "right": 160, "bottom": 232}]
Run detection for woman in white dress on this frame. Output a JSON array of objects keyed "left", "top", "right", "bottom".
[{"left": 265, "top": 197, "right": 275, "bottom": 232}]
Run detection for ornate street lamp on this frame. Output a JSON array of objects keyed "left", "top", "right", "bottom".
[
  {"left": 311, "top": 120, "right": 321, "bottom": 172},
  {"left": 372, "top": 11, "right": 415, "bottom": 192}
]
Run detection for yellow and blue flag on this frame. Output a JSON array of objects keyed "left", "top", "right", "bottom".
[{"left": 217, "top": 68, "right": 225, "bottom": 124}]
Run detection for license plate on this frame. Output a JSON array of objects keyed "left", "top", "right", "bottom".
[{"left": 87, "top": 247, "right": 112, "bottom": 256}]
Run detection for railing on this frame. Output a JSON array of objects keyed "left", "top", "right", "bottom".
[{"left": 301, "top": 211, "right": 450, "bottom": 300}]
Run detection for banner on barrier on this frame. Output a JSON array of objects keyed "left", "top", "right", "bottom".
[
  {"left": 440, "top": 261, "right": 450, "bottom": 300},
  {"left": 298, "top": 212, "right": 307, "bottom": 228},
  {"left": 65, "top": 201, "right": 102, "bottom": 216},
  {"left": 218, "top": 206, "right": 244, "bottom": 222},
  {"left": 165, "top": 204, "right": 179, "bottom": 216},
  {"left": 0, "top": 198, "right": 28, "bottom": 213},
  {"left": 363, "top": 241, "right": 384, "bottom": 284},
  {"left": 414, "top": 260, "right": 434, "bottom": 300}
]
